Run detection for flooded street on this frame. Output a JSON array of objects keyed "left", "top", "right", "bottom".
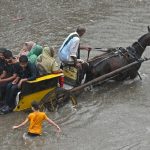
[{"left": 1, "top": 0, "right": 150, "bottom": 149}]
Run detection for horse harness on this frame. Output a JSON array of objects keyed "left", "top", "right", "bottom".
[{"left": 92, "top": 47, "right": 137, "bottom": 68}]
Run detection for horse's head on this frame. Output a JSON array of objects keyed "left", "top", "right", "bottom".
[
  {"left": 131, "top": 26, "right": 150, "bottom": 58},
  {"left": 139, "top": 26, "right": 150, "bottom": 46}
]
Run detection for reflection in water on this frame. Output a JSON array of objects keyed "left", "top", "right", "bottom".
[{"left": 1, "top": 0, "right": 150, "bottom": 149}]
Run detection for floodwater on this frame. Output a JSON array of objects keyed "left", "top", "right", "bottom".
[{"left": 1, "top": 0, "right": 150, "bottom": 149}]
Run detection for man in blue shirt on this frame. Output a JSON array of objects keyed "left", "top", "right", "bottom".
[
  {"left": 58, "top": 26, "right": 91, "bottom": 68},
  {"left": 58, "top": 26, "right": 91, "bottom": 85}
]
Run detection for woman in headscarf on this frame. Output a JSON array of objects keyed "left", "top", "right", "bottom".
[
  {"left": 17, "top": 41, "right": 36, "bottom": 58},
  {"left": 27, "top": 42, "right": 43, "bottom": 64},
  {"left": 17, "top": 41, "right": 42, "bottom": 64},
  {"left": 36, "top": 46, "right": 61, "bottom": 75}
]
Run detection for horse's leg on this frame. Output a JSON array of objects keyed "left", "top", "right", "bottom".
[
  {"left": 128, "top": 63, "right": 141, "bottom": 79},
  {"left": 76, "top": 62, "right": 89, "bottom": 85},
  {"left": 114, "top": 63, "right": 141, "bottom": 81},
  {"left": 114, "top": 72, "right": 129, "bottom": 81},
  {"left": 85, "top": 68, "right": 93, "bottom": 83}
]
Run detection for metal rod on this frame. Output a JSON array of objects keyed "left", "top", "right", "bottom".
[{"left": 70, "top": 59, "right": 146, "bottom": 93}]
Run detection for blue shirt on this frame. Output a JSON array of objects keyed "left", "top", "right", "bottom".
[{"left": 58, "top": 32, "right": 80, "bottom": 63}]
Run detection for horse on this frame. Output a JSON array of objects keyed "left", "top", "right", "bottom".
[{"left": 85, "top": 26, "right": 150, "bottom": 82}]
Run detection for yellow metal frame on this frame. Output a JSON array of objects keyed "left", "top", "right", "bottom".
[
  {"left": 13, "top": 73, "right": 63, "bottom": 111},
  {"left": 28, "top": 73, "right": 63, "bottom": 83},
  {"left": 14, "top": 87, "right": 56, "bottom": 111},
  {"left": 63, "top": 67, "right": 77, "bottom": 81}
]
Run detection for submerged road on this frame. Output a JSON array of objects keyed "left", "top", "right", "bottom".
[{"left": 1, "top": 0, "right": 150, "bottom": 149}]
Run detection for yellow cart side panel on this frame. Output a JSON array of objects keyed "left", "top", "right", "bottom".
[
  {"left": 28, "top": 73, "right": 63, "bottom": 83},
  {"left": 63, "top": 67, "right": 77, "bottom": 80},
  {"left": 14, "top": 87, "right": 55, "bottom": 112}
]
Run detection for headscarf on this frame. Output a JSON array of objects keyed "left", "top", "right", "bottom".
[
  {"left": 17, "top": 41, "right": 36, "bottom": 58},
  {"left": 27, "top": 44, "right": 43, "bottom": 64},
  {"left": 25, "top": 41, "right": 36, "bottom": 51},
  {"left": 36, "top": 46, "right": 58, "bottom": 74},
  {"left": 40, "top": 46, "right": 54, "bottom": 59}
]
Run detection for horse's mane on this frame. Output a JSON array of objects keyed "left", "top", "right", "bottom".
[
  {"left": 131, "top": 32, "right": 150, "bottom": 48},
  {"left": 137, "top": 32, "right": 150, "bottom": 46}
]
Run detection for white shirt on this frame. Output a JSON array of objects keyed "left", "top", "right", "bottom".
[{"left": 58, "top": 32, "right": 80, "bottom": 63}]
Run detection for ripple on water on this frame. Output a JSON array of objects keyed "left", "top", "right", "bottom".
[{"left": 1, "top": 0, "right": 150, "bottom": 149}]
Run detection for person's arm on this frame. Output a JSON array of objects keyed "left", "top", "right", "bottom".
[
  {"left": 12, "top": 118, "right": 29, "bottom": 129},
  {"left": 12, "top": 76, "right": 20, "bottom": 84},
  {"left": 69, "top": 38, "right": 79, "bottom": 65},
  {"left": 46, "top": 117, "right": 61, "bottom": 132},
  {"left": 28, "top": 64, "right": 37, "bottom": 81},
  {"left": 36, "top": 55, "right": 42, "bottom": 62},
  {"left": 17, "top": 78, "right": 28, "bottom": 89},
  {"left": 0, "top": 70, "right": 6, "bottom": 79},
  {"left": 70, "top": 56, "right": 82, "bottom": 69},
  {"left": 0, "top": 73, "right": 17, "bottom": 83},
  {"left": 71, "top": 56, "right": 77, "bottom": 66},
  {"left": 51, "top": 60, "right": 63, "bottom": 74},
  {"left": 79, "top": 45, "right": 92, "bottom": 51},
  {"left": 52, "top": 69, "right": 63, "bottom": 74}
]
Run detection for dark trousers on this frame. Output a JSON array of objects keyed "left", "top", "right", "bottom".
[
  {"left": 4, "top": 83, "right": 19, "bottom": 108},
  {"left": 0, "top": 82, "right": 8, "bottom": 101}
]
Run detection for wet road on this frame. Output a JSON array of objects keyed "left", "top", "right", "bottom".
[{"left": 1, "top": 0, "right": 150, "bottom": 149}]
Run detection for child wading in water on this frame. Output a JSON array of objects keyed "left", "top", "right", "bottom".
[{"left": 12, "top": 101, "right": 61, "bottom": 136}]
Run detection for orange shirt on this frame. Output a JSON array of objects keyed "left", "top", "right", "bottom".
[{"left": 28, "top": 112, "right": 48, "bottom": 134}]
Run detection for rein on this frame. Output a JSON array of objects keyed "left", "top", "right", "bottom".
[
  {"left": 136, "top": 41, "right": 145, "bottom": 50},
  {"left": 93, "top": 53, "right": 119, "bottom": 68}
]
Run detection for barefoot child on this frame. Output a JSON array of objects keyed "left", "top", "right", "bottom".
[{"left": 12, "top": 101, "right": 61, "bottom": 136}]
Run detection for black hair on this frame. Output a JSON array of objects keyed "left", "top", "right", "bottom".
[
  {"left": 76, "top": 26, "right": 86, "bottom": 33},
  {"left": 3, "top": 50, "right": 13, "bottom": 59},
  {"left": 31, "top": 101, "right": 39, "bottom": 110},
  {"left": 0, "top": 48, "right": 7, "bottom": 53},
  {"left": 19, "top": 55, "right": 28, "bottom": 63}
]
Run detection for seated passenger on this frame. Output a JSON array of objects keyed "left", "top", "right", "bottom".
[
  {"left": 0, "top": 48, "right": 7, "bottom": 102},
  {"left": 0, "top": 55, "right": 38, "bottom": 114},
  {"left": 0, "top": 50, "right": 18, "bottom": 82},
  {"left": 0, "top": 48, "right": 7, "bottom": 79},
  {"left": 15, "top": 41, "right": 35, "bottom": 59},
  {"left": 36, "top": 46, "right": 62, "bottom": 75},
  {"left": 26, "top": 41, "right": 43, "bottom": 64},
  {"left": 0, "top": 50, "right": 18, "bottom": 102}
]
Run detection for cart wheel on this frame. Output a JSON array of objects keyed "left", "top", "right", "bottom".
[
  {"left": 39, "top": 89, "right": 57, "bottom": 112},
  {"left": 39, "top": 87, "right": 70, "bottom": 112}
]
